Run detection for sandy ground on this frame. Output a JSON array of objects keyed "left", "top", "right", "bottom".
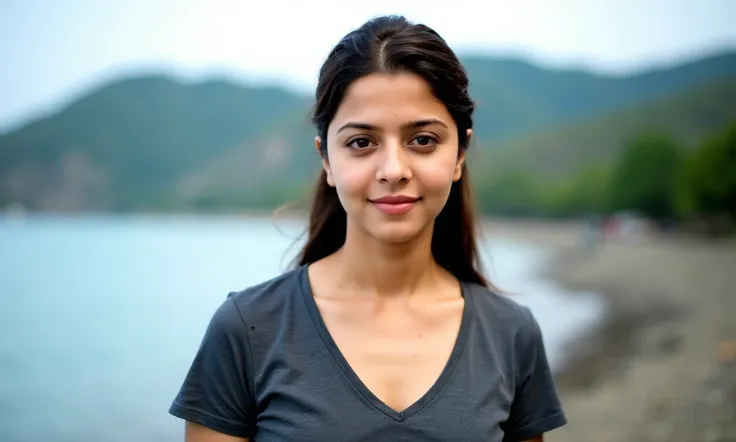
[{"left": 484, "top": 219, "right": 736, "bottom": 442}]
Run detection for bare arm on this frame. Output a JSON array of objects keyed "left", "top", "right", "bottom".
[{"left": 185, "top": 421, "right": 249, "bottom": 442}]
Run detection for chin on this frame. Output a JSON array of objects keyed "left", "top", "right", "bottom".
[{"left": 366, "top": 222, "right": 431, "bottom": 244}]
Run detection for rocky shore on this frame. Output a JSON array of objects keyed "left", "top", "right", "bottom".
[{"left": 485, "top": 219, "right": 736, "bottom": 442}]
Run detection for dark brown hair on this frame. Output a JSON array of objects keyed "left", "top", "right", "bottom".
[{"left": 293, "top": 15, "right": 489, "bottom": 287}]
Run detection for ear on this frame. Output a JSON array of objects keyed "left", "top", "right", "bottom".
[
  {"left": 315, "top": 136, "right": 335, "bottom": 187},
  {"left": 453, "top": 129, "right": 471, "bottom": 182}
]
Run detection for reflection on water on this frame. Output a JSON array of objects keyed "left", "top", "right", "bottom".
[{"left": 0, "top": 214, "right": 603, "bottom": 441}]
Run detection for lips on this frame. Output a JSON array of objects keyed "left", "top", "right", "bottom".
[
  {"left": 369, "top": 195, "right": 421, "bottom": 204},
  {"left": 369, "top": 195, "right": 421, "bottom": 215}
]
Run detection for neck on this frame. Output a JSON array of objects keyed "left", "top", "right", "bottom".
[{"left": 333, "top": 223, "right": 439, "bottom": 297}]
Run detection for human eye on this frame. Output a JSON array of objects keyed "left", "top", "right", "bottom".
[
  {"left": 345, "top": 136, "right": 377, "bottom": 150},
  {"left": 408, "top": 134, "right": 439, "bottom": 150}
]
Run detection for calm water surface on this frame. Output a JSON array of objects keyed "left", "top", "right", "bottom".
[{"left": 0, "top": 214, "right": 603, "bottom": 442}]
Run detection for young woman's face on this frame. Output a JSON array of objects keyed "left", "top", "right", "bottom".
[{"left": 317, "top": 72, "right": 469, "bottom": 244}]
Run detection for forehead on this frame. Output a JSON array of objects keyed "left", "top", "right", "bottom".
[{"left": 330, "top": 73, "right": 454, "bottom": 131}]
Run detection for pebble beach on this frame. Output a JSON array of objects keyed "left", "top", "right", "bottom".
[{"left": 486, "top": 219, "right": 736, "bottom": 442}]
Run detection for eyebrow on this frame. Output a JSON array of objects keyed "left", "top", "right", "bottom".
[{"left": 336, "top": 118, "right": 448, "bottom": 134}]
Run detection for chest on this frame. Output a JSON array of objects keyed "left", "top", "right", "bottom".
[
  {"left": 251, "top": 290, "right": 517, "bottom": 441},
  {"left": 317, "top": 297, "right": 465, "bottom": 413},
  {"left": 254, "top": 327, "right": 515, "bottom": 442}
]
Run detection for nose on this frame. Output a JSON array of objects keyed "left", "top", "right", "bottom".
[{"left": 376, "top": 140, "right": 412, "bottom": 183}]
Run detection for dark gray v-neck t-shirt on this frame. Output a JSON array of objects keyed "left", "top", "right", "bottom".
[{"left": 169, "top": 265, "right": 567, "bottom": 441}]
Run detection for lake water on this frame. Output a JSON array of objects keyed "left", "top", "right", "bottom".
[{"left": 0, "top": 214, "right": 603, "bottom": 442}]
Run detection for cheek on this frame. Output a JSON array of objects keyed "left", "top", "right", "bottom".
[
  {"left": 417, "top": 156, "right": 459, "bottom": 194},
  {"left": 329, "top": 157, "right": 372, "bottom": 200}
]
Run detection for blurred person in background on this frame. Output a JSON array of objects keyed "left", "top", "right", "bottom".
[{"left": 169, "top": 15, "right": 566, "bottom": 442}]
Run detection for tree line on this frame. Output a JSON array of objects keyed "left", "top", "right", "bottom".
[{"left": 473, "top": 121, "right": 736, "bottom": 234}]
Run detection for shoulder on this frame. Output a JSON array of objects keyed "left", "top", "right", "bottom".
[
  {"left": 202, "top": 266, "right": 305, "bottom": 341},
  {"left": 203, "top": 265, "right": 305, "bottom": 338},
  {"left": 464, "top": 281, "right": 538, "bottom": 332},
  {"left": 466, "top": 285, "right": 568, "bottom": 438},
  {"left": 225, "top": 265, "right": 306, "bottom": 323},
  {"left": 463, "top": 281, "right": 546, "bottom": 367}
]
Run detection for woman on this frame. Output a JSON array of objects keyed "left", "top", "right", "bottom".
[{"left": 169, "top": 15, "right": 567, "bottom": 442}]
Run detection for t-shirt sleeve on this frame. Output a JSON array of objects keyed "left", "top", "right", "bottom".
[
  {"left": 502, "top": 306, "right": 567, "bottom": 441},
  {"left": 169, "top": 295, "right": 257, "bottom": 439}
]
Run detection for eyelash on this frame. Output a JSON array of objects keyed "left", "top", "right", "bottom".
[{"left": 345, "top": 134, "right": 439, "bottom": 150}]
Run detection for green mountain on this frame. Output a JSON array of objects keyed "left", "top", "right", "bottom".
[
  {"left": 465, "top": 51, "right": 736, "bottom": 139},
  {"left": 480, "top": 76, "right": 736, "bottom": 178},
  {"left": 0, "top": 76, "right": 309, "bottom": 210},
  {"left": 1, "top": 50, "right": 735, "bottom": 212}
]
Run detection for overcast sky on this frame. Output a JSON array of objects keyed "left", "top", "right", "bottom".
[{"left": 1, "top": 0, "right": 735, "bottom": 132}]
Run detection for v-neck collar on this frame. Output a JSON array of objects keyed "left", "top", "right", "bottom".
[{"left": 298, "top": 264, "right": 474, "bottom": 422}]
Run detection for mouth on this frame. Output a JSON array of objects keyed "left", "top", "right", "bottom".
[{"left": 368, "top": 195, "right": 422, "bottom": 215}]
